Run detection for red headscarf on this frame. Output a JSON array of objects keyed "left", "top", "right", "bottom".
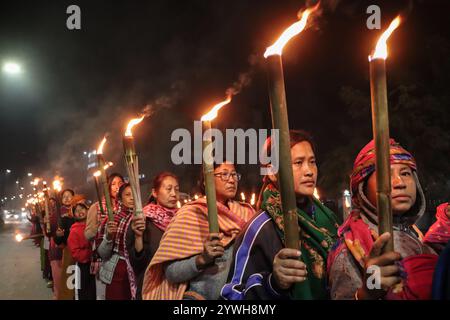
[{"left": 423, "top": 202, "right": 450, "bottom": 245}]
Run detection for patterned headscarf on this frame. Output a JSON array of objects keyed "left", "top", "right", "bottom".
[
  {"left": 350, "top": 139, "right": 417, "bottom": 195},
  {"left": 349, "top": 139, "right": 425, "bottom": 228}
]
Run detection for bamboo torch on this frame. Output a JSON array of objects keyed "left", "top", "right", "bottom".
[
  {"left": 123, "top": 116, "right": 145, "bottom": 217},
  {"left": 93, "top": 170, "right": 105, "bottom": 217},
  {"left": 201, "top": 97, "right": 232, "bottom": 233},
  {"left": 42, "top": 181, "right": 51, "bottom": 234},
  {"left": 96, "top": 136, "right": 114, "bottom": 221},
  {"left": 263, "top": 5, "right": 318, "bottom": 250},
  {"left": 368, "top": 16, "right": 401, "bottom": 252}
]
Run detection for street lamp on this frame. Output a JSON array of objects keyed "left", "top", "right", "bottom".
[{"left": 2, "top": 62, "right": 22, "bottom": 75}]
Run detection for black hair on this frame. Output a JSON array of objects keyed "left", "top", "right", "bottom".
[
  {"left": 61, "top": 189, "right": 75, "bottom": 197},
  {"left": 108, "top": 173, "right": 125, "bottom": 194},
  {"left": 262, "top": 129, "right": 316, "bottom": 158},
  {"left": 117, "top": 182, "right": 131, "bottom": 202}
]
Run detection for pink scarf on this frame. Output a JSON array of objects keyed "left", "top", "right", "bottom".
[
  {"left": 142, "top": 203, "right": 177, "bottom": 231},
  {"left": 423, "top": 202, "right": 450, "bottom": 245}
]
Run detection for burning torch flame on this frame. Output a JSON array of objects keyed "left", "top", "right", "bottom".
[
  {"left": 15, "top": 234, "right": 24, "bottom": 242},
  {"left": 240, "top": 192, "right": 246, "bottom": 202},
  {"left": 53, "top": 179, "right": 62, "bottom": 192},
  {"left": 33, "top": 178, "right": 40, "bottom": 186},
  {"left": 97, "top": 136, "right": 107, "bottom": 155},
  {"left": 264, "top": 5, "right": 318, "bottom": 58},
  {"left": 369, "top": 16, "right": 401, "bottom": 61},
  {"left": 201, "top": 96, "right": 232, "bottom": 121},
  {"left": 176, "top": 201, "right": 181, "bottom": 209},
  {"left": 105, "top": 162, "right": 113, "bottom": 169},
  {"left": 125, "top": 116, "right": 145, "bottom": 137},
  {"left": 250, "top": 193, "right": 256, "bottom": 206},
  {"left": 93, "top": 161, "right": 113, "bottom": 177}
]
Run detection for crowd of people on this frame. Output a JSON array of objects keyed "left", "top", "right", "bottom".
[{"left": 27, "top": 131, "right": 449, "bottom": 300}]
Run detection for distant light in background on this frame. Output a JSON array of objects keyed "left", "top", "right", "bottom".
[
  {"left": 2, "top": 62, "right": 22, "bottom": 75},
  {"left": 313, "top": 188, "right": 320, "bottom": 200},
  {"left": 27, "top": 173, "right": 32, "bottom": 177}
]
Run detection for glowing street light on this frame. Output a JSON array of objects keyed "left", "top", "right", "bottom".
[{"left": 2, "top": 62, "right": 22, "bottom": 75}]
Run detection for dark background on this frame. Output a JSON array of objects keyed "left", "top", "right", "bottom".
[{"left": 0, "top": 0, "right": 448, "bottom": 224}]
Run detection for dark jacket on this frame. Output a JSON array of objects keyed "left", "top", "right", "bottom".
[
  {"left": 126, "top": 219, "right": 163, "bottom": 300},
  {"left": 54, "top": 216, "right": 76, "bottom": 246},
  {"left": 221, "top": 211, "right": 289, "bottom": 300},
  {"left": 432, "top": 241, "right": 450, "bottom": 300}
]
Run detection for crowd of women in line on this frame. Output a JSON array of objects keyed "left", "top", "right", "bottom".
[{"left": 29, "top": 130, "right": 450, "bottom": 300}]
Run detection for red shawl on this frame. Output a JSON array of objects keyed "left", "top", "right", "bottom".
[
  {"left": 423, "top": 203, "right": 450, "bottom": 246},
  {"left": 142, "top": 203, "right": 177, "bottom": 231}
]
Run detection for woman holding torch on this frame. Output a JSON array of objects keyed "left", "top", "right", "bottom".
[
  {"left": 221, "top": 131, "right": 338, "bottom": 300},
  {"left": 54, "top": 188, "right": 77, "bottom": 300},
  {"left": 85, "top": 173, "right": 124, "bottom": 300},
  {"left": 327, "top": 139, "right": 438, "bottom": 300},
  {"left": 142, "top": 162, "right": 255, "bottom": 300},
  {"left": 126, "top": 171, "right": 180, "bottom": 299},
  {"left": 97, "top": 183, "right": 135, "bottom": 300},
  {"left": 85, "top": 173, "right": 124, "bottom": 241},
  {"left": 46, "top": 191, "right": 73, "bottom": 299}
]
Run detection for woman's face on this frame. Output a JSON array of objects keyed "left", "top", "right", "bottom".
[
  {"left": 49, "top": 199, "right": 57, "bottom": 208},
  {"left": 120, "top": 186, "right": 134, "bottom": 209},
  {"left": 367, "top": 163, "right": 417, "bottom": 216},
  {"left": 291, "top": 141, "right": 318, "bottom": 198},
  {"left": 213, "top": 163, "right": 239, "bottom": 203},
  {"left": 61, "top": 191, "right": 73, "bottom": 206},
  {"left": 153, "top": 176, "right": 180, "bottom": 209},
  {"left": 74, "top": 205, "right": 87, "bottom": 219},
  {"left": 110, "top": 176, "right": 123, "bottom": 199}
]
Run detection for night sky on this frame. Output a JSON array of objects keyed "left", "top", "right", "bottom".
[{"left": 0, "top": 0, "right": 448, "bottom": 207}]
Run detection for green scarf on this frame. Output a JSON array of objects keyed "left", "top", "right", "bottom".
[{"left": 260, "top": 183, "right": 339, "bottom": 300}]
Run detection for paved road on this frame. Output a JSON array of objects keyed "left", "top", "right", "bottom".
[{"left": 0, "top": 221, "right": 53, "bottom": 300}]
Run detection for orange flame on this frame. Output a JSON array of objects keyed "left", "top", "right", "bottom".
[
  {"left": 32, "top": 178, "right": 40, "bottom": 186},
  {"left": 15, "top": 234, "right": 24, "bottom": 242},
  {"left": 201, "top": 96, "right": 232, "bottom": 121},
  {"left": 125, "top": 116, "right": 145, "bottom": 137},
  {"left": 52, "top": 178, "right": 62, "bottom": 192},
  {"left": 93, "top": 170, "right": 101, "bottom": 177},
  {"left": 97, "top": 136, "right": 107, "bottom": 155},
  {"left": 250, "top": 193, "right": 256, "bottom": 206},
  {"left": 369, "top": 16, "right": 401, "bottom": 61},
  {"left": 264, "top": 5, "right": 318, "bottom": 58},
  {"left": 104, "top": 162, "right": 113, "bottom": 170}
]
